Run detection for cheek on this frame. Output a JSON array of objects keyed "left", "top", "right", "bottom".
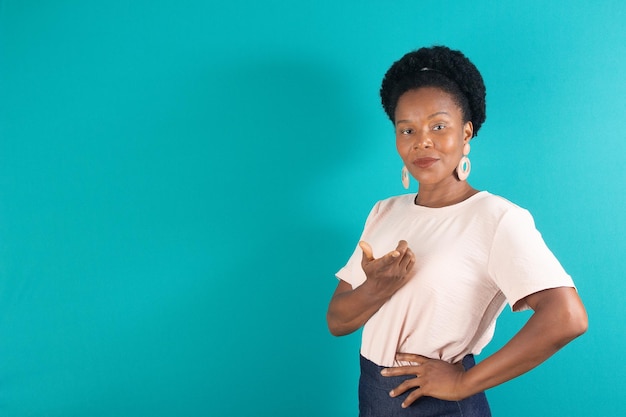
[
  {"left": 442, "top": 136, "right": 464, "bottom": 155},
  {"left": 395, "top": 137, "right": 410, "bottom": 154},
  {"left": 395, "top": 143, "right": 408, "bottom": 161}
]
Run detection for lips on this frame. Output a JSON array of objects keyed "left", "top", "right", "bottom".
[{"left": 413, "top": 157, "right": 438, "bottom": 169}]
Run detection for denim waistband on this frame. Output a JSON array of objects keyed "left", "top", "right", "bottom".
[
  {"left": 359, "top": 354, "right": 476, "bottom": 392},
  {"left": 358, "top": 354, "right": 491, "bottom": 417}
]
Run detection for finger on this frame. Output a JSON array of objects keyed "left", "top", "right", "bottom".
[
  {"left": 359, "top": 241, "right": 374, "bottom": 261},
  {"left": 379, "top": 248, "right": 402, "bottom": 265},
  {"left": 394, "top": 241, "right": 414, "bottom": 269},
  {"left": 380, "top": 365, "right": 420, "bottom": 377},
  {"left": 388, "top": 376, "right": 420, "bottom": 398},
  {"left": 404, "top": 255, "right": 416, "bottom": 272},
  {"left": 401, "top": 386, "right": 425, "bottom": 408},
  {"left": 395, "top": 240, "right": 409, "bottom": 253},
  {"left": 398, "top": 248, "right": 415, "bottom": 270},
  {"left": 395, "top": 353, "right": 428, "bottom": 363}
]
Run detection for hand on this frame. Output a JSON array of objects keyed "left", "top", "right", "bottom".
[
  {"left": 381, "top": 353, "right": 468, "bottom": 408},
  {"left": 359, "top": 240, "right": 415, "bottom": 299}
]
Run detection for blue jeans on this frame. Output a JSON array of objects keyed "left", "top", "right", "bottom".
[{"left": 359, "top": 355, "right": 492, "bottom": 417}]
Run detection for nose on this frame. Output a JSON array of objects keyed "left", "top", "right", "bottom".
[{"left": 412, "top": 134, "right": 433, "bottom": 149}]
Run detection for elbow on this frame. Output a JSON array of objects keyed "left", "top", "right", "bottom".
[
  {"left": 328, "top": 325, "right": 346, "bottom": 337},
  {"left": 326, "top": 312, "right": 354, "bottom": 337},
  {"left": 326, "top": 321, "right": 346, "bottom": 337},
  {"left": 560, "top": 301, "right": 588, "bottom": 343},
  {"left": 570, "top": 306, "right": 588, "bottom": 339},
  {"left": 326, "top": 316, "right": 340, "bottom": 336},
  {"left": 535, "top": 288, "right": 588, "bottom": 345}
]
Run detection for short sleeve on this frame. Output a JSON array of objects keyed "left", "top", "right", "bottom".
[
  {"left": 335, "top": 201, "right": 382, "bottom": 289},
  {"left": 487, "top": 207, "right": 575, "bottom": 311}
]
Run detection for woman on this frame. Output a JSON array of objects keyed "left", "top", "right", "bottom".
[{"left": 327, "top": 46, "right": 587, "bottom": 417}]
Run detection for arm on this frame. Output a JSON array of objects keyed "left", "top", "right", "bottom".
[
  {"left": 327, "top": 240, "right": 415, "bottom": 336},
  {"left": 460, "top": 287, "right": 587, "bottom": 395},
  {"left": 383, "top": 287, "right": 587, "bottom": 407}
]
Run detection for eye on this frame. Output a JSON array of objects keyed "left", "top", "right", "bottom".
[
  {"left": 399, "top": 128, "right": 413, "bottom": 135},
  {"left": 432, "top": 123, "right": 446, "bottom": 131}
]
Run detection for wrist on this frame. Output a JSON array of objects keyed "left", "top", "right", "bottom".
[
  {"left": 457, "top": 368, "right": 483, "bottom": 400},
  {"left": 361, "top": 278, "right": 394, "bottom": 303}
]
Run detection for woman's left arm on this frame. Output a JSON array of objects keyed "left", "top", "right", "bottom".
[{"left": 383, "top": 287, "right": 587, "bottom": 407}]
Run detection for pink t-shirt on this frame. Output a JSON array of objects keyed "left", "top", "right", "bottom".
[{"left": 336, "top": 191, "right": 575, "bottom": 367}]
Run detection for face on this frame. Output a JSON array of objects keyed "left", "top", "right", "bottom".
[{"left": 394, "top": 87, "right": 473, "bottom": 188}]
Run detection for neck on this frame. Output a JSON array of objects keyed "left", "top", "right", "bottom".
[{"left": 415, "top": 181, "right": 478, "bottom": 208}]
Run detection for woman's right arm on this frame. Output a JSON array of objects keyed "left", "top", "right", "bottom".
[{"left": 326, "top": 240, "right": 415, "bottom": 336}]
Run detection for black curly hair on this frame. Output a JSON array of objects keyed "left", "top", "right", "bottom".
[{"left": 380, "top": 45, "right": 486, "bottom": 137}]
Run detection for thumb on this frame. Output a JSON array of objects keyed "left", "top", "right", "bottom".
[{"left": 359, "top": 241, "right": 374, "bottom": 262}]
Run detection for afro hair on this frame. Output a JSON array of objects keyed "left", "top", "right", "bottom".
[{"left": 380, "top": 45, "right": 486, "bottom": 137}]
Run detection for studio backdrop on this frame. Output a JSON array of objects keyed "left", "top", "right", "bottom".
[{"left": 0, "top": 1, "right": 624, "bottom": 416}]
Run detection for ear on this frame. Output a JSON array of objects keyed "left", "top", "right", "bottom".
[{"left": 463, "top": 121, "right": 474, "bottom": 143}]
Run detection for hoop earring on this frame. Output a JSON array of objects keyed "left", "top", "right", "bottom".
[
  {"left": 456, "top": 143, "right": 471, "bottom": 181},
  {"left": 401, "top": 166, "right": 410, "bottom": 189}
]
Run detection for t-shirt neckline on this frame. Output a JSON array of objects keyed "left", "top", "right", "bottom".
[{"left": 409, "top": 190, "right": 489, "bottom": 212}]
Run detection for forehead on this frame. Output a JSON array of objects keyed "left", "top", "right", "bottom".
[{"left": 395, "top": 87, "right": 463, "bottom": 120}]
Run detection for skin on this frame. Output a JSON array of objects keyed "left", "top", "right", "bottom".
[
  {"left": 394, "top": 87, "right": 477, "bottom": 208},
  {"left": 326, "top": 86, "right": 588, "bottom": 408}
]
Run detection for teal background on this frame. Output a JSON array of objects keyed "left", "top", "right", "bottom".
[{"left": 1, "top": 0, "right": 624, "bottom": 416}]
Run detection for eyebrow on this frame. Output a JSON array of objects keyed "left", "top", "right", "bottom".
[
  {"left": 395, "top": 111, "right": 451, "bottom": 125},
  {"left": 427, "top": 111, "right": 451, "bottom": 119}
]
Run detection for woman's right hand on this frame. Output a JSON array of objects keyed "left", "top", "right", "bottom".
[
  {"left": 359, "top": 240, "right": 416, "bottom": 299},
  {"left": 327, "top": 240, "right": 415, "bottom": 336}
]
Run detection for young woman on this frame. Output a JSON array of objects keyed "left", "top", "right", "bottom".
[{"left": 327, "top": 45, "right": 587, "bottom": 417}]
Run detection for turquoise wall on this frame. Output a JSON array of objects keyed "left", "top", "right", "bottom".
[{"left": 1, "top": 0, "right": 624, "bottom": 415}]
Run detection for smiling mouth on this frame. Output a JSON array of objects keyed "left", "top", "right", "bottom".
[{"left": 414, "top": 158, "right": 438, "bottom": 168}]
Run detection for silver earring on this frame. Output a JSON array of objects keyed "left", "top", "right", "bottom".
[
  {"left": 401, "top": 166, "right": 410, "bottom": 189},
  {"left": 456, "top": 143, "right": 471, "bottom": 181}
]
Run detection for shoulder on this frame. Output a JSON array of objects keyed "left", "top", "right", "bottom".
[
  {"left": 469, "top": 191, "right": 532, "bottom": 221},
  {"left": 361, "top": 194, "right": 414, "bottom": 229},
  {"left": 476, "top": 193, "right": 549, "bottom": 248},
  {"left": 371, "top": 193, "right": 415, "bottom": 214}
]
